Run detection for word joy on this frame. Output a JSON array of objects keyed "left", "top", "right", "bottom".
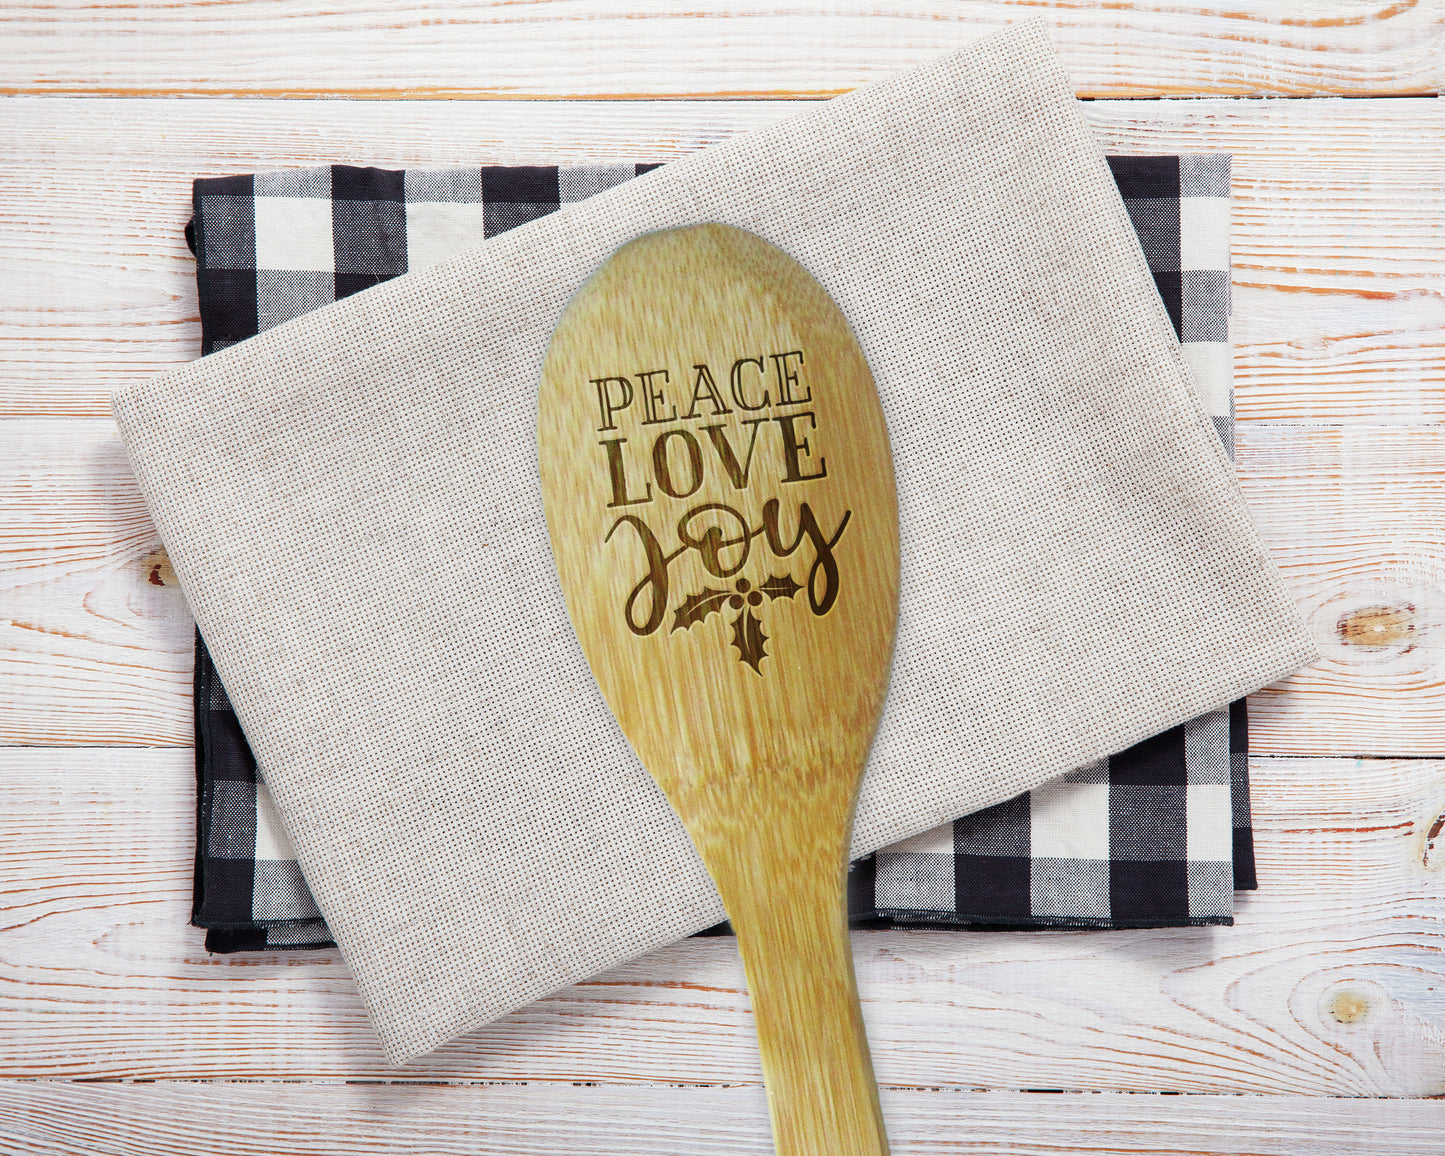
[
  {"left": 593, "top": 350, "right": 828, "bottom": 507},
  {"left": 607, "top": 499, "right": 850, "bottom": 640}
]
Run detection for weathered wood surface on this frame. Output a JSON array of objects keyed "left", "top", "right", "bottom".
[
  {"left": 3, "top": 8, "right": 1440, "bottom": 1145},
  {"left": 0, "top": 421, "right": 193, "bottom": 748},
  {"left": 3, "top": 419, "right": 1441, "bottom": 754},
  {"left": 1085, "top": 103, "right": 1445, "bottom": 428},
  {"left": 3, "top": 747, "right": 1442, "bottom": 1094},
  {"left": 4, "top": 1083, "right": 1445, "bottom": 1156},
  {"left": 1238, "top": 424, "right": 1445, "bottom": 756},
  {"left": 3, "top": 97, "right": 1441, "bottom": 754},
  {"left": 2, "top": 1, "right": 1440, "bottom": 99},
  {"left": 1, "top": 98, "right": 1439, "bottom": 424}
]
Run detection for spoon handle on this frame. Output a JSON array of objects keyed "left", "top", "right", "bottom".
[{"left": 710, "top": 821, "right": 889, "bottom": 1156}]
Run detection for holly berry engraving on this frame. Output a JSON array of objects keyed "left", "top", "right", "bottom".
[
  {"left": 731, "top": 607, "right": 768, "bottom": 673},
  {"left": 672, "top": 575, "right": 805, "bottom": 673}
]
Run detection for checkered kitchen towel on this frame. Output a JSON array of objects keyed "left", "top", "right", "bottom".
[{"left": 186, "top": 155, "right": 1251, "bottom": 952}]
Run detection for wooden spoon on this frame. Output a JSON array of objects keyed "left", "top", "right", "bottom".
[{"left": 538, "top": 223, "right": 898, "bottom": 1156}]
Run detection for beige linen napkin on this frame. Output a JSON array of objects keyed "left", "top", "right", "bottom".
[{"left": 113, "top": 21, "right": 1317, "bottom": 1064}]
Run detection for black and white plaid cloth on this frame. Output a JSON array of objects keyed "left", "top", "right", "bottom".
[{"left": 187, "top": 155, "right": 1250, "bottom": 952}]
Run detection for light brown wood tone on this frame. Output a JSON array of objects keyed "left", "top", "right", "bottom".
[
  {"left": 1, "top": 1, "right": 1440, "bottom": 99},
  {"left": 5, "top": 1083, "right": 1445, "bottom": 1156},
  {"left": 3, "top": 98, "right": 1440, "bottom": 424},
  {"left": 3, "top": 747, "right": 1443, "bottom": 1094},
  {"left": 5, "top": 420, "right": 1442, "bottom": 755},
  {"left": 538, "top": 224, "right": 898, "bottom": 1155}
]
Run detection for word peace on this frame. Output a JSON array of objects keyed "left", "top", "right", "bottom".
[{"left": 593, "top": 350, "right": 809, "bottom": 431}]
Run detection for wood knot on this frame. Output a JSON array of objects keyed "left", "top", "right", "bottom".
[
  {"left": 1337, "top": 604, "right": 1414, "bottom": 651},
  {"left": 1327, "top": 989, "right": 1372, "bottom": 1025},
  {"left": 142, "top": 547, "right": 177, "bottom": 588},
  {"left": 1423, "top": 810, "right": 1445, "bottom": 872}
]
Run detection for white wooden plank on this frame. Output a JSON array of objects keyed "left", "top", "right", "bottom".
[
  {"left": 1236, "top": 423, "right": 1445, "bottom": 756},
  {"left": 2, "top": 747, "right": 1442, "bottom": 1093},
  {"left": 3, "top": 1083, "right": 1445, "bottom": 1156},
  {"left": 2, "top": 97, "right": 1439, "bottom": 423},
  {"left": 0, "top": 420, "right": 193, "bottom": 747},
  {"left": 2, "top": 1, "right": 1439, "bottom": 99},
  {"left": 0, "top": 98, "right": 797, "bottom": 418},
  {"left": 5, "top": 419, "right": 1441, "bottom": 754}
]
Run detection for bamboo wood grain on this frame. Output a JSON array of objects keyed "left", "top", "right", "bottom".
[
  {"left": 2, "top": 747, "right": 1443, "bottom": 1094},
  {"left": 2, "top": 98, "right": 1440, "bottom": 422},
  {"left": 1, "top": 1, "right": 1439, "bottom": 99},
  {"left": 538, "top": 224, "right": 898, "bottom": 1154},
  {"left": 4, "top": 1083, "right": 1445, "bottom": 1156}
]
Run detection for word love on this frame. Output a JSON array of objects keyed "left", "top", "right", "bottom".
[
  {"left": 601, "top": 416, "right": 826, "bottom": 508},
  {"left": 607, "top": 498, "right": 851, "bottom": 639},
  {"left": 594, "top": 349, "right": 828, "bottom": 509}
]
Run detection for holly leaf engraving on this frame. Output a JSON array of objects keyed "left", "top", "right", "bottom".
[
  {"left": 731, "top": 608, "right": 769, "bottom": 674},
  {"left": 672, "top": 587, "right": 733, "bottom": 632},
  {"left": 758, "top": 573, "right": 803, "bottom": 602}
]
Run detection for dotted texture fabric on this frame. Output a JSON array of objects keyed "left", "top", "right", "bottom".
[{"left": 111, "top": 22, "right": 1318, "bottom": 1065}]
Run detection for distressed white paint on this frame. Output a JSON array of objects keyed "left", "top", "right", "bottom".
[
  {"left": 3, "top": 1083, "right": 1445, "bottom": 1156},
  {"left": 1236, "top": 424, "right": 1445, "bottom": 756},
  {"left": 2, "top": 0, "right": 1439, "bottom": 99},
  {"left": 1, "top": 99, "right": 1439, "bottom": 422},
  {"left": 3, "top": 748, "right": 1442, "bottom": 1094},
  {"left": 4, "top": 420, "right": 1442, "bottom": 753},
  {"left": 1, "top": 4, "right": 1440, "bottom": 1143}
]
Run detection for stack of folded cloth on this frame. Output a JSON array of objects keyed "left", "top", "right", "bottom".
[
  {"left": 190, "top": 153, "right": 1254, "bottom": 953},
  {"left": 116, "top": 22, "right": 1316, "bottom": 1064}
]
